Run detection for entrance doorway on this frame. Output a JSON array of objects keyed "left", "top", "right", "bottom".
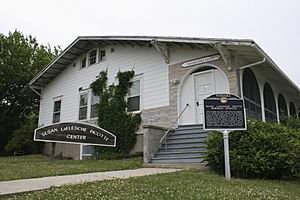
[
  {"left": 194, "top": 70, "right": 215, "bottom": 124},
  {"left": 178, "top": 65, "right": 229, "bottom": 125}
]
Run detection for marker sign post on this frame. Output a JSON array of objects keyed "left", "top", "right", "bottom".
[{"left": 203, "top": 94, "right": 247, "bottom": 180}]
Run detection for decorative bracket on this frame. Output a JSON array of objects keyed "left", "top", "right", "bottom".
[
  {"left": 151, "top": 40, "right": 169, "bottom": 64},
  {"left": 29, "top": 85, "right": 42, "bottom": 97},
  {"left": 212, "top": 43, "right": 233, "bottom": 70}
]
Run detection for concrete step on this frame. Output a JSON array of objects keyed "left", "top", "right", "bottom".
[
  {"left": 165, "top": 137, "right": 207, "bottom": 144},
  {"left": 144, "top": 163, "right": 208, "bottom": 170},
  {"left": 173, "top": 128, "right": 207, "bottom": 135},
  {"left": 157, "top": 146, "right": 206, "bottom": 153},
  {"left": 177, "top": 124, "right": 203, "bottom": 130},
  {"left": 161, "top": 141, "right": 206, "bottom": 149},
  {"left": 168, "top": 133, "right": 207, "bottom": 140},
  {"left": 155, "top": 151, "right": 204, "bottom": 158},
  {"left": 151, "top": 156, "right": 203, "bottom": 164},
  {"left": 158, "top": 146, "right": 206, "bottom": 153},
  {"left": 151, "top": 124, "right": 207, "bottom": 165}
]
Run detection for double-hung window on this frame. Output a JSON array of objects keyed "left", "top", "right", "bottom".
[
  {"left": 127, "top": 77, "right": 141, "bottom": 112},
  {"left": 78, "top": 91, "right": 99, "bottom": 160},
  {"left": 80, "top": 49, "right": 106, "bottom": 69},
  {"left": 79, "top": 93, "right": 88, "bottom": 120},
  {"left": 78, "top": 91, "right": 99, "bottom": 120},
  {"left": 99, "top": 50, "right": 106, "bottom": 62},
  {"left": 89, "top": 50, "right": 97, "bottom": 66},
  {"left": 52, "top": 100, "right": 61, "bottom": 123},
  {"left": 90, "top": 93, "right": 100, "bottom": 119},
  {"left": 81, "top": 57, "right": 87, "bottom": 68}
]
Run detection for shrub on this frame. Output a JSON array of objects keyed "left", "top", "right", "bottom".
[
  {"left": 280, "top": 116, "right": 300, "bottom": 130},
  {"left": 204, "top": 119, "right": 300, "bottom": 179},
  {"left": 5, "top": 113, "right": 42, "bottom": 154},
  {"left": 90, "top": 70, "right": 141, "bottom": 156}
]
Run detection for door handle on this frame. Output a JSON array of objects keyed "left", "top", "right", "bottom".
[{"left": 196, "top": 102, "right": 199, "bottom": 107}]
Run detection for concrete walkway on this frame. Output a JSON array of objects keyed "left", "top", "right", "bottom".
[{"left": 0, "top": 168, "right": 182, "bottom": 196}]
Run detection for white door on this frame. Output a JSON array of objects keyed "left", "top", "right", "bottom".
[{"left": 194, "top": 70, "right": 215, "bottom": 124}]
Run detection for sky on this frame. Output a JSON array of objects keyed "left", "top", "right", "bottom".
[{"left": 1, "top": 0, "right": 300, "bottom": 87}]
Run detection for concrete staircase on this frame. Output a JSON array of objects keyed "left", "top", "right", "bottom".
[{"left": 150, "top": 124, "right": 208, "bottom": 164}]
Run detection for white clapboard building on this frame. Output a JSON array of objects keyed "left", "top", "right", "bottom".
[{"left": 25, "top": 36, "right": 300, "bottom": 162}]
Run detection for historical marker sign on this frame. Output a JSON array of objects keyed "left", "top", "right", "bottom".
[
  {"left": 203, "top": 93, "right": 247, "bottom": 180},
  {"left": 203, "top": 94, "right": 246, "bottom": 131},
  {"left": 34, "top": 122, "right": 116, "bottom": 147}
]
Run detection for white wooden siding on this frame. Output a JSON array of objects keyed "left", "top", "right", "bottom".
[{"left": 39, "top": 45, "right": 169, "bottom": 126}]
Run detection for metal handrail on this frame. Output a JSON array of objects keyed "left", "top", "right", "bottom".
[{"left": 159, "top": 104, "right": 190, "bottom": 148}]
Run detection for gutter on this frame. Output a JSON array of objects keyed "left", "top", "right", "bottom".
[{"left": 252, "top": 43, "right": 300, "bottom": 93}]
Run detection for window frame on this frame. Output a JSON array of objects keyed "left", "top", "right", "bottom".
[
  {"left": 52, "top": 98, "right": 62, "bottom": 124},
  {"left": 88, "top": 49, "right": 97, "bottom": 66},
  {"left": 126, "top": 75, "right": 143, "bottom": 113},
  {"left": 81, "top": 57, "right": 87, "bottom": 69},
  {"left": 99, "top": 49, "right": 106, "bottom": 62},
  {"left": 78, "top": 90, "right": 100, "bottom": 121},
  {"left": 80, "top": 48, "right": 106, "bottom": 70},
  {"left": 90, "top": 92, "right": 100, "bottom": 119},
  {"left": 78, "top": 92, "right": 89, "bottom": 120},
  {"left": 80, "top": 144, "right": 93, "bottom": 159}
]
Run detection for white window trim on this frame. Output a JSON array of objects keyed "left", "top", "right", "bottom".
[
  {"left": 80, "top": 56, "right": 87, "bottom": 69},
  {"left": 90, "top": 92, "right": 99, "bottom": 120},
  {"left": 80, "top": 144, "right": 93, "bottom": 160},
  {"left": 78, "top": 90, "right": 90, "bottom": 121},
  {"left": 79, "top": 48, "right": 106, "bottom": 70},
  {"left": 98, "top": 49, "right": 106, "bottom": 63},
  {"left": 88, "top": 49, "right": 98, "bottom": 66},
  {"left": 126, "top": 74, "right": 143, "bottom": 113},
  {"left": 78, "top": 89, "right": 99, "bottom": 121},
  {"left": 52, "top": 96, "right": 63, "bottom": 124}
]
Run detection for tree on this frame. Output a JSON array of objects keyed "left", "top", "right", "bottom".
[
  {"left": 0, "top": 30, "right": 59, "bottom": 154},
  {"left": 5, "top": 112, "right": 41, "bottom": 154}
]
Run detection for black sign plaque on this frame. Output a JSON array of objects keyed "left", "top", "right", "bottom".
[
  {"left": 34, "top": 122, "right": 116, "bottom": 147},
  {"left": 203, "top": 94, "right": 247, "bottom": 131}
]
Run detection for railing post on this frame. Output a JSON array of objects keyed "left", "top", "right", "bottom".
[{"left": 159, "top": 103, "right": 190, "bottom": 152}]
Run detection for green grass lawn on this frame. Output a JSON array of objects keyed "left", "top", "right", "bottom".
[
  {"left": 8, "top": 170, "right": 300, "bottom": 200},
  {"left": 0, "top": 155, "right": 143, "bottom": 181}
]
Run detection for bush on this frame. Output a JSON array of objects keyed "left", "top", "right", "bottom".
[
  {"left": 204, "top": 119, "right": 300, "bottom": 179},
  {"left": 5, "top": 113, "right": 42, "bottom": 154}
]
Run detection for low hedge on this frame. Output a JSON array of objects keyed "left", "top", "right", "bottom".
[{"left": 204, "top": 119, "right": 300, "bottom": 179}]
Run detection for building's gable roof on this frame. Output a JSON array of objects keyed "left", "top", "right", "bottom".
[{"left": 25, "top": 36, "right": 300, "bottom": 96}]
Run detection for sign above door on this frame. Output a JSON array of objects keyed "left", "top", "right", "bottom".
[{"left": 181, "top": 54, "right": 221, "bottom": 68}]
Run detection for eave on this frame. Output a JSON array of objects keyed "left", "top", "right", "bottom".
[{"left": 23, "top": 36, "right": 300, "bottom": 99}]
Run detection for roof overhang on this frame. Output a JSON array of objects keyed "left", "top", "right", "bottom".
[{"left": 23, "top": 36, "right": 300, "bottom": 100}]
